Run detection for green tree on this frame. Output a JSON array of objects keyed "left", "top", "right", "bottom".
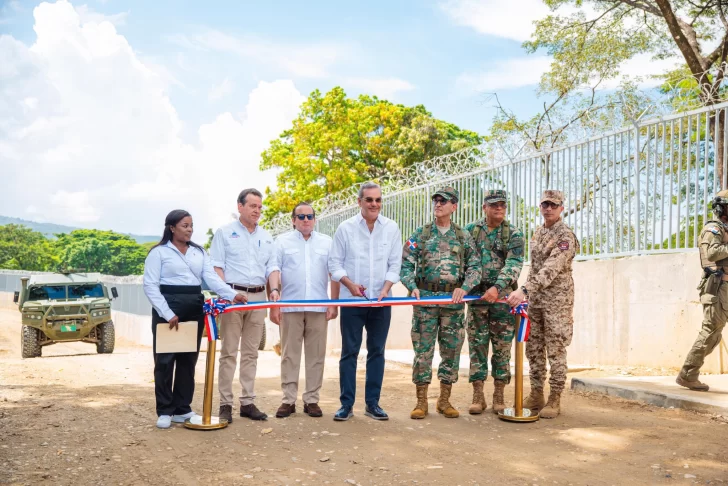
[
  {"left": 0, "top": 224, "right": 58, "bottom": 271},
  {"left": 530, "top": 0, "right": 728, "bottom": 185},
  {"left": 260, "top": 87, "right": 483, "bottom": 219},
  {"left": 204, "top": 228, "right": 214, "bottom": 251},
  {"left": 55, "top": 230, "right": 147, "bottom": 276}
]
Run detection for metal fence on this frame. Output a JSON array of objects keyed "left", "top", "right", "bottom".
[{"left": 314, "top": 101, "right": 728, "bottom": 261}]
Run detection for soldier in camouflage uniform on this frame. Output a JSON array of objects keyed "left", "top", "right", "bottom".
[
  {"left": 465, "top": 189, "right": 524, "bottom": 415},
  {"left": 676, "top": 190, "right": 728, "bottom": 392},
  {"left": 508, "top": 190, "right": 578, "bottom": 419},
  {"left": 401, "top": 186, "right": 481, "bottom": 419}
]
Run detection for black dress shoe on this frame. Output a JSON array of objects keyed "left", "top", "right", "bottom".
[
  {"left": 364, "top": 404, "right": 389, "bottom": 420},
  {"left": 240, "top": 404, "right": 268, "bottom": 420},
  {"left": 304, "top": 403, "right": 323, "bottom": 417},
  {"left": 276, "top": 403, "right": 296, "bottom": 418},
  {"left": 219, "top": 404, "right": 233, "bottom": 424},
  {"left": 333, "top": 405, "right": 353, "bottom": 421}
]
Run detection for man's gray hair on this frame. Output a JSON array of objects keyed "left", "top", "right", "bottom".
[{"left": 358, "top": 181, "right": 381, "bottom": 199}]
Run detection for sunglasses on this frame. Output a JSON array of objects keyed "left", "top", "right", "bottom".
[
  {"left": 432, "top": 197, "right": 452, "bottom": 206},
  {"left": 540, "top": 201, "right": 561, "bottom": 209},
  {"left": 363, "top": 197, "right": 383, "bottom": 203},
  {"left": 295, "top": 214, "right": 315, "bottom": 220},
  {"left": 487, "top": 202, "right": 506, "bottom": 209}
]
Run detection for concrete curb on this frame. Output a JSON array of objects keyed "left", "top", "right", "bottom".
[{"left": 571, "top": 377, "right": 728, "bottom": 414}]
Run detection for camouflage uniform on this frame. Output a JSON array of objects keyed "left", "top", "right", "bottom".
[
  {"left": 465, "top": 190, "right": 524, "bottom": 384},
  {"left": 677, "top": 190, "right": 728, "bottom": 390},
  {"left": 401, "top": 188, "right": 481, "bottom": 385},
  {"left": 524, "top": 191, "right": 579, "bottom": 396}
]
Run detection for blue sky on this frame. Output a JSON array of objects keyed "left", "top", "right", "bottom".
[{"left": 0, "top": 0, "right": 668, "bottom": 236}]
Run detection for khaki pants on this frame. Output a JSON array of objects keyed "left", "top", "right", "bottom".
[
  {"left": 680, "top": 287, "right": 728, "bottom": 381},
  {"left": 218, "top": 290, "right": 266, "bottom": 407},
  {"left": 281, "top": 311, "right": 328, "bottom": 405}
]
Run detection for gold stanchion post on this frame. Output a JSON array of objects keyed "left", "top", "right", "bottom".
[
  {"left": 185, "top": 339, "right": 228, "bottom": 430},
  {"left": 498, "top": 338, "right": 538, "bottom": 423}
]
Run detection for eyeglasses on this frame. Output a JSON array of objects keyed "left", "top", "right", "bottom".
[
  {"left": 432, "top": 197, "right": 451, "bottom": 206},
  {"left": 487, "top": 202, "right": 506, "bottom": 209},
  {"left": 363, "top": 197, "right": 383, "bottom": 203},
  {"left": 540, "top": 201, "right": 561, "bottom": 209},
  {"left": 295, "top": 214, "right": 315, "bottom": 220}
]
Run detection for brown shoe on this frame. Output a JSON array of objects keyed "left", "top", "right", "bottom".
[
  {"left": 540, "top": 391, "right": 561, "bottom": 419},
  {"left": 468, "top": 380, "right": 486, "bottom": 415},
  {"left": 436, "top": 382, "right": 459, "bottom": 418},
  {"left": 491, "top": 380, "right": 506, "bottom": 415},
  {"left": 303, "top": 403, "right": 323, "bottom": 417},
  {"left": 219, "top": 404, "right": 233, "bottom": 424},
  {"left": 276, "top": 403, "right": 296, "bottom": 418},
  {"left": 676, "top": 375, "right": 710, "bottom": 391},
  {"left": 240, "top": 404, "right": 268, "bottom": 420}
]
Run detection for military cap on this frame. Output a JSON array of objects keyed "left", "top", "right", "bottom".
[
  {"left": 432, "top": 186, "right": 459, "bottom": 202},
  {"left": 540, "top": 189, "right": 564, "bottom": 205},
  {"left": 484, "top": 189, "right": 507, "bottom": 204},
  {"left": 711, "top": 189, "right": 728, "bottom": 211}
]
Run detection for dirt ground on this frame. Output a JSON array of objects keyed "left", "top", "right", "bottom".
[{"left": 1, "top": 308, "right": 727, "bottom": 486}]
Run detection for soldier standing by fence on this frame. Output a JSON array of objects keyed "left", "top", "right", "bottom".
[
  {"left": 676, "top": 190, "right": 728, "bottom": 391},
  {"left": 465, "top": 190, "right": 524, "bottom": 415},
  {"left": 508, "top": 190, "right": 578, "bottom": 419},
  {"left": 401, "top": 186, "right": 481, "bottom": 419}
]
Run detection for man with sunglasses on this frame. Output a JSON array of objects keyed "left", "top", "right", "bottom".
[
  {"left": 507, "top": 190, "right": 579, "bottom": 419},
  {"left": 401, "top": 186, "right": 481, "bottom": 419},
  {"left": 328, "top": 182, "right": 403, "bottom": 422},
  {"left": 464, "top": 189, "right": 524, "bottom": 415},
  {"left": 270, "top": 203, "right": 340, "bottom": 419}
]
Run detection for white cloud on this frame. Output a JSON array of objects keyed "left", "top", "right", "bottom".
[
  {"left": 439, "top": 0, "right": 549, "bottom": 42},
  {"left": 342, "top": 77, "right": 416, "bottom": 100},
  {"left": 168, "top": 30, "right": 347, "bottom": 79},
  {"left": 456, "top": 56, "right": 551, "bottom": 92},
  {"left": 208, "top": 77, "right": 234, "bottom": 101},
  {"left": 74, "top": 4, "right": 128, "bottom": 26},
  {"left": 0, "top": 0, "right": 304, "bottom": 237}
]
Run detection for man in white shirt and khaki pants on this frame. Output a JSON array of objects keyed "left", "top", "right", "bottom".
[
  {"left": 210, "top": 188, "right": 281, "bottom": 423},
  {"left": 270, "top": 203, "right": 340, "bottom": 418}
]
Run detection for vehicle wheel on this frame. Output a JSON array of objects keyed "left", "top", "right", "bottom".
[
  {"left": 21, "top": 326, "right": 42, "bottom": 358},
  {"left": 258, "top": 325, "right": 266, "bottom": 351},
  {"left": 96, "top": 321, "right": 115, "bottom": 354}
]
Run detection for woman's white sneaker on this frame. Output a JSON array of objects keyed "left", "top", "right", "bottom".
[
  {"left": 172, "top": 411, "right": 198, "bottom": 423},
  {"left": 156, "top": 415, "right": 172, "bottom": 429}
]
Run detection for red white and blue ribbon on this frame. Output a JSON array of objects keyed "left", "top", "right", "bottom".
[
  {"left": 511, "top": 302, "right": 530, "bottom": 342},
  {"left": 203, "top": 298, "right": 229, "bottom": 341},
  {"left": 203, "top": 295, "right": 530, "bottom": 341}
]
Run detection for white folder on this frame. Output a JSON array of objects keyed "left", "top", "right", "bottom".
[{"left": 155, "top": 321, "right": 198, "bottom": 353}]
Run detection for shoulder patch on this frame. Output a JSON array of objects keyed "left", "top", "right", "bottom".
[
  {"left": 558, "top": 241, "right": 569, "bottom": 251},
  {"left": 407, "top": 237, "right": 418, "bottom": 250},
  {"left": 710, "top": 227, "right": 721, "bottom": 235}
]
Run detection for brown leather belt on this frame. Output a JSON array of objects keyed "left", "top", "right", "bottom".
[
  {"left": 229, "top": 284, "right": 265, "bottom": 293},
  {"left": 416, "top": 281, "right": 461, "bottom": 293}
]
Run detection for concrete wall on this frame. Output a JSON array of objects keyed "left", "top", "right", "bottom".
[{"left": 2, "top": 253, "right": 727, "bottom": 373}]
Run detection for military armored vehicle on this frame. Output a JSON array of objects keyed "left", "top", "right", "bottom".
[{"left": 14, "top": 273, "right": 119, "bottom": 358}]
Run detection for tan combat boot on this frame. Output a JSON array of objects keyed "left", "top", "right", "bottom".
[
  {"left": 436, "top": 382, "right": 460, "bottom": 418},
  {"left": 410, "top": 384, "right": 429, "bottom": 419},
  {"left": 676, "top": 375, "right": 710, "bottom": 391},
  {"left": 523, "top": 387, "right": 546, "bottom": 413},
  {"left": 468, "top": 380, "right": 486, "bottom": 415},
  {"left": 492, "top": 380, "right": 506, "bottom": 414},
  {"left": 540, "top": 391, "right": 561, "bottom": 419}
]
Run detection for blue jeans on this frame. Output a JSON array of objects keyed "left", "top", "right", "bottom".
[{"left": 339, "top": 306, "right": 391, "bottom": 408}]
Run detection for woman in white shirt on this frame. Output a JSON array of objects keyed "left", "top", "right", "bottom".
[{"left": 143, "top": 210, "right": 245, "bottom": 429}]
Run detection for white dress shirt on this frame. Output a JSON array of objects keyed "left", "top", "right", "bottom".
[
  {"left": 209, "top": 219, "right": 278, "bottom": 286},
  {"left": 274, "top": 230, "right": 332, "bottom": 313},
  {"left": 328, "top": 213, "right": 403, "bottom": 299},
  {"left": 143, "top": 242, "right": 238, "bottom": 321}
]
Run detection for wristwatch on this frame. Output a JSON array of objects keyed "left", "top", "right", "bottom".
[{"left": 521, "top": 285, "right": 528, "bottom": 295}]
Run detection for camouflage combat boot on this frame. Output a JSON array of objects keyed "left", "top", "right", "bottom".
[
  {"left": 436, "top": 382, "right": 459, "bottom": 418},
  {"left": 523, "top": 387, "right": 546, "bottom": 413},
  {"left": 411, "top": 384, "right": 429, "bottom": 419},
  {"left": 539, "top": 391, "right": 561, "bottom": 419},
  {"left": 492, "top": 380, "right": 506, "bottom": 414},
  {"left": 468, "top": 380, "right": 486, "bottom": 415}
]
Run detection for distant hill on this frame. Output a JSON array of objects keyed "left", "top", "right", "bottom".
[{"left": 0, "top": 215, "right": 159, "bottom": 244}]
